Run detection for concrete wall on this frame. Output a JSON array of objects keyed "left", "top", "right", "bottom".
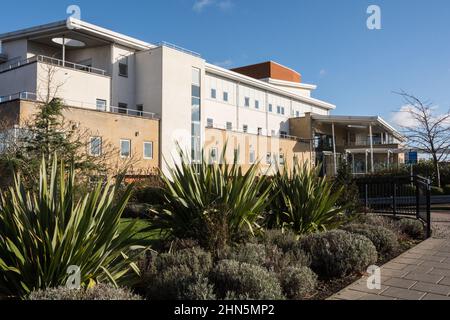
[
  {"left": 35, "top": 62, "right": 111, "bottom": 109},
  {"left": 111, "top": 45, "right": 136, "bottom": 108},
  {"left": 160, "top": 47, "right": 205, "bottom": 171},
  {"left": 203, "top": 72, "right": 326, "bottom": 138},
  {"left": 0, "top": 63, "right": 37, "bottom": 96},
  {"left": 135, "top": 48, "right": 163, "bottom": 115},
  {"left": 66, "top": 45, "right": 112, "bottom": 74},
  {"left": 1, "top": 39, "right": 28, "bottom": 62}
]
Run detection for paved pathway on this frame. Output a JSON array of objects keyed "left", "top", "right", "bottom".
[{"left": 331, "top": 211, "right": 450, "bottom": 300}]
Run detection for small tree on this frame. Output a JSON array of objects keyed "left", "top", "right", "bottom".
[
  {"left": 333, "top": 160, "right": 360, "bottom": 214},
  {"left": 395, "top": 91, "right": 450, "bottom": 187}
]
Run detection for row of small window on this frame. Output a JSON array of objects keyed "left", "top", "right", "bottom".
[
  {"left": 209, "top": 147, "right": 285, "bottom": 165},
  {"left": 209, "top": 89, "right": 286, "bottom": 115},
  {"left": 206, "top": 118, "right": 287, "bottom": 137},
  {"left": 89, "top": 137, "right": 153, "bottom": 159}
]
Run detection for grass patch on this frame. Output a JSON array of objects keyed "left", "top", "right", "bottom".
[{"left": 119, "top": 218, "right": 160, "bottom": 246}]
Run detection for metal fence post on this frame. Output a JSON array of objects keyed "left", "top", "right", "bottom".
[
  {"left": 415, "top": 176, "right": 420, "bottom": 220},
  {"left": 426, "top": 179, "right": 431, "bottom": 238},
  {"left": 392, "top": 179, "right": 397, "bottom": 218}
]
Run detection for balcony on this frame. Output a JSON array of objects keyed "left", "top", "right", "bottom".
[
  {"left": 0, "top": 55, "right": 108, "bottom": 76},
  {"left": 0, "top": 91, "right": 159, "bottom": 120}
]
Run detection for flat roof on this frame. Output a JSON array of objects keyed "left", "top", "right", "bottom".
[
  {"left": 311, "top": 114, "right": 405, "bottom": 141},
  {"left": 0, "top": 18, "right": 154, "bottom": 50}
]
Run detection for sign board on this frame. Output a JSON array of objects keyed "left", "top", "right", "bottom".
[{"left": 406, "top": 150, "right": 418, "bottom": 164}]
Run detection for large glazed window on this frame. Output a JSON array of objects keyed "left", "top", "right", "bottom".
[{"left": 191, "top": 68, "right": 201, "bottom": 163}]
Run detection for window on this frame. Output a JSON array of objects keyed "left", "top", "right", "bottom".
[
  {"left": 223, "top": 91, "right": 229, "bottom": 102},
  {"left": 244, "top": 97, "right": 250, "bottom": 107},
  {"left": 207, "top": 118, "right": 214, "bottom": 128},
  {"left": 271, "top": 130, "right": 276, "bottom": 136},
  {"left": 210, "top": 147, "right": 218, "bottom": 163},
  {"left": 191, "top": 68, "right": 201, "bottom": 162},
  {"left": 255, "top": 100, "right": 259, "bottom": 109},
  {"left": 243, "top": 125, "right": 248, "bottom": 133},
  {"left": 135, "top": 104, "right": 144, "bottom": 116},
  {"left": 249, "top": 148, "right": 256, "bottom": 164},
  {"left": 211, "top": 88, "right": 217, "bottom": 99},
  {"left": 277, "top": 106, "right": 281, "bottom": 114},
  {"left": 296, "top": 111, "right": 300, "bottom": 117},
  {"left": 118, "top": 55, "right": 128, "bottom": 77},
  {"left": 268, "top": 104, "right": 273, "bottom": 112},
  {"left": 279, "top": 153, "right": 285, "bottom": 166},
  {"left": 90, "top": 137, "right": 102, "bottom": 156},
  {"left": 226, "top": 122, "right": 233, "bottom": 131},
  {"left": 96, "top": 99, "right": 107, "bottom": 111},
  {"left": 143, "top": 141, "right": 153, "bottom": 159},
  {"left": 118, "top": 103, "right": 128, "bottom": 114},
  {"left": 257, "top": 127, "right": 263, "bottom": 135},
  {"left": 281, "top": 107, "right": 285, "bottom": 115},
  {"left": 280, "top": 131, "right": 287, "bottom": 138},
  {"left": 266, "top": 152, "right": 272, "bottom": 164},
  {"left": 120, "top": 139, "right": 131, "bottom": 158}
]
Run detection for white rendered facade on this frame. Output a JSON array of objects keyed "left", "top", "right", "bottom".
[{"left": 3, "top": 18, "right": 402, "bottom": 175}]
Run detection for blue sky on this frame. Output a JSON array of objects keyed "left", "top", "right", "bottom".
[{"left": 1, "top": 0, "right": 449, "bottom": 123}]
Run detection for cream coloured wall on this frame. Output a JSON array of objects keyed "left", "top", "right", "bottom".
[
  {"left": 111, "top": 45, "right": 136, "bottom": 108},
  {"left": 7, "top": 100, "right": 160, "bottom": 174},
  {"left": 35, "top": 62, "right": 111, "bottom": 109},
  {"left": 204, "top": 127, "right": 312, "bottom": 174}
]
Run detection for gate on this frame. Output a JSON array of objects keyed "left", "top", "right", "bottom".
[{"left": 355, "top": 175, "right": 431, "bottom": 238}]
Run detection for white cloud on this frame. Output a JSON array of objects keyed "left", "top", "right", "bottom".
[
  {"left": 319, "top": 69, "right": 327, "bottom": 77},
  {"left": 390, "top": 105, "right": 419, "bottom": 128},
  {"left": 193, "top": 0, "right": 214, "bottom": 12},
  {"left": 217, "top": 0, "right": 234, "bottom": 11},
  {"left": 213, "top": 59, "right": 233, "bottom": 68},
  {"left": 193, "top": 0, "right": 234, "bottom": 13},
  {"left": 390, "top": 105, "right": 450, "bottom": 128}
]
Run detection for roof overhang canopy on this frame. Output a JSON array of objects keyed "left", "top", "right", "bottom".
[
  {"left": 311, "top": 115, "right": 406, "bottom": 142},
  {"left": 0, "top": 18, "right": 154, "bottom": 51}
]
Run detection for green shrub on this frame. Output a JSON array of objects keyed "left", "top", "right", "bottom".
[
  {"left": 260, "top": 229, "right": 299, "bottom": 252},
  {"left": 443, "top": 185, "right": 450, "bottom": 195},
  {"left": 397, "top": 219, "right": 425, "bottom": 239},
  {"left": 28, "top": 284, "right": 142, "bottom": 300},
  {"left": 144, "top": 247, "right": 215, "bottom": 300},
  {"left": 300, "top": 230, "right": 377, "bottom": 278},
  {"left": 266, "top": 164, "right": 346, "bottom": 235},
  {"left": 149, "top": 147, "right": 271, "bottom": 250},
  {"left": 223, "top": 241, "right": 310, "bottom": 274},
  {"left": 223, "top": 243, "right": 267, "bottom": 266},
  {"left": 431, "top": 186, "right": 444, "bottom": 196},
  {"left": 351, "top": 214, "right": 400, "bottom": 234},
  {"left": 341, "top": 224, "right": 399, "bottom": 259},
  {"left": 0, "top": 156, "right": 145, "bottom": 298},
  {"left": 280, "top": 266, "right": 317, "bottom": 300},
  {"left": 210, "top": 260, "right": 284, "bottom": 300}
]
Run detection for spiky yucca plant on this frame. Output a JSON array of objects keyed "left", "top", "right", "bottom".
[
  {"left": 149, "top": 147, "right": 271, "bottom": 250},
  {"left": 0, "top": 155, "right": 145, "bottom": 298},
  {"left": 267, "top": 163, "right": 345, "bottom": 235}
]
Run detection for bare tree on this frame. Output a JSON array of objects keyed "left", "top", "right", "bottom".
[{"left": 395, "top": 91, "right": 450, "bottom": 187}]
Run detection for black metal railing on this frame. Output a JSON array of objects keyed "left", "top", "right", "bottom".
[{"left": 355, "top": 175, "right": 431, "bottom": 238}]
